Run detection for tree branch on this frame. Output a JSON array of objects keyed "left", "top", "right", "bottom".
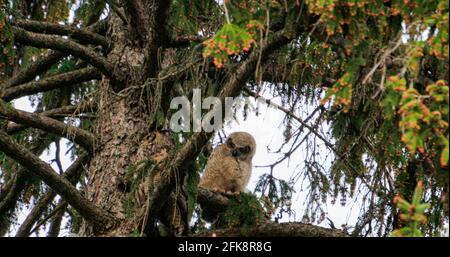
[
  {"left": 15, "top": 152, "right": 89, "bottom": 237},
  {"left": 1, "top": 51, "right": 67, "bottom": 89},
  {"left": 12, "top": 27, "right": 124, "bottom": 83},
  {"left": 123, "top": 0, "right": 150, "bottom": 44},
  {"left": 0, "top": 102, "right": 96, "bottom": 152},
  {"left": 0, "top": 131, "right": 117, "bottom": 232},
  {"left": 46, "top": 199, "right": 67, "bottom": 237},
  {"left": 0, "top": 170, "right": 28, "bottom": 223},
  {"left": 195, "top": 189, "right": 347, "bottom": 236},
  {"left": 0, "top": 132, "right": 55, "bottom": 236},
  {"left": 193, "top": 222, "right": 348, "bottom": 237},
  {"left": 169, "top": 35, "right": 205, "bottom": 48},
  {"left": 1, "top": 67, "right": 101, "bottom": 101},
  {"left": 12, "top": 19, "right": 109, "bottom": 48},
  {"left": 6, "top": 101, "right": 97, "bottom": 135},
  {"left": 197, "top": 188, "right": 230, "bottom": 210},
  {"left": 1, "top": 19, "right": 107, "bottom": 89}
]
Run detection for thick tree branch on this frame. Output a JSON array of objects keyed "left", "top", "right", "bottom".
[
  {"left": 15, "top": 186, "right": 58, "bottom": 237},
  {"left": 15, "top": 153, "right": 89, "bottom": 237},
  {"left": 0, "top": 93, "right": 94, "bottom": 234},
  {"left": 197, "top": 188, "right": 230, "bottom": 210},
  {"left": 0, "top": 131, "right": 117, "bottom": 232},
  {"left": 12, "top": 19, "right": 109, "bottom": 48},
  {"left": 196, "top": 189, "right": 347, "bottom": 236},
  {"left": 6, "top": 101, "right": 97, "bottom": 135},
  {"left": 196, "top": 188, "right": 229, "bottom": 222},
  {"left": 0, "top": 170, "right": 28, "bottom": 220},
  {"left": 145, "top": 0, "right": 171, "bottom": 76},
  {"left": 1, "top": 51, "right": 67, "bottom": 89},
  {"left": 31, "top": 199, "right": 67, "bottom": 236},
  {"left": 12, "top": 27, "right": 124, "bottom": 83},
  {"left": 193, "top": 222, "right": 348, "bottom": 237},
  {"left": 123, "top": 0, "right": 150, "bottom": 44},
  {"left": 1, "top": 67, "right": 101, "bottom": 101},
  {"left": 196, "top": 188, "right": 348, "bottom": 237},
  {"left": 0, "top": 101, "right": 93, "bottom": 235},
  {"left": 1, "top": 19, "right": 107, "bottom": 89},
  {"left": 0, "top": 133, "right": 55, "bottom": 236},
  {"left": 0, "top": 102, "right": 96, "bottom": 152},
  {"left": 169, "top": 35, "right": 205, "bottom": 48}
]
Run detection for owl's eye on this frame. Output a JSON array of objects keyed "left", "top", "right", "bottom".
[
  {"left": 240, "top": 146, "right": 250, "bottom": 153},
  {"left": 227, "top": 139, "right": 235, "bottom": 148}
]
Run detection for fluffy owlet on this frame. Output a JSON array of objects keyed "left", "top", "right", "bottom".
[{"left": 199, "top": 132, "right": 256, "bottom": 194}]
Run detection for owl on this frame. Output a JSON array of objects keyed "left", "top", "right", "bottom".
[{"left": 199, "top": 132, "right": 256, "bottom": 194}]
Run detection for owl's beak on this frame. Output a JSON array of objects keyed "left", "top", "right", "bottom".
[{"left": 231, "top": 149, "right": 241, "bottom": 157}]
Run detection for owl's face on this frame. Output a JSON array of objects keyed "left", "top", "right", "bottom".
[{"left": 225, "top": 132, "right": 256, "bottom": 162}]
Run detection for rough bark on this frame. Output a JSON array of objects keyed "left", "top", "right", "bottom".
[
  {"left": 78, "top": 90, "right": 173, "bottom": 236},
  {"left": 197, "top": 188, "right": 230, "bottom": 211}
]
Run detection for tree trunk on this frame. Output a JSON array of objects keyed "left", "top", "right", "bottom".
[{"left": 78, "top": 14, "right": 173, "bottom": 236}]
